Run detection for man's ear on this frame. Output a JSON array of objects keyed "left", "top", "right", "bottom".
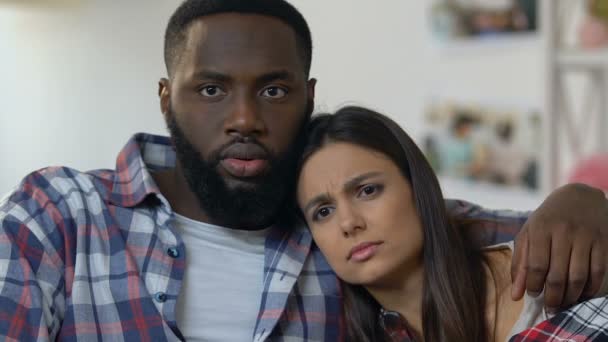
[
  {"left": 158, "top": 78, "right": 171, "bottom": 117},
  {"left": 306, "top": 78, "right": 317, "bottom": 118},
  {"left": 307, "top": 78, "right": 317, "bottom": 102}
]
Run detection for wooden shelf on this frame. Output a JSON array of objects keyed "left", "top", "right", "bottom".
[
  {"left": 556, "top": 48, "right": 608, "bottom": 69},
  {"left": 433, "top": 33, "right": 539, "bottom": 54}
]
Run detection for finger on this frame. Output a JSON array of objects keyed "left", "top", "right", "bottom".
[
  {"left": 583, "top": 241, "right": 607, "bottom": 298},
  {"left": 543, "top": 233, "right": 571, "bottom": 310},
  {"left": 525, "top": 227, "right": 551, "bottom": 297},
  {"left": 561, "top": 239, "right": 591, "bottom": 307},
  {"left": 511, "top": 228, "right": 529, "bottom": 300}
]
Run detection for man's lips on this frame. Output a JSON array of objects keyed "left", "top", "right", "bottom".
[
  {"left": 219, "top": 143, "right": 270, "bottom": 178},
  {"left": 220, "top": 158, "right": 269, "bottom": 178},
  {"left": 347, "top": 241, "right": 384, "bottom": 262}
]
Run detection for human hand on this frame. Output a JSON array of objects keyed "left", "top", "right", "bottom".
[{"left": 511, "top": 183, "right": 608, "bottom": 310}]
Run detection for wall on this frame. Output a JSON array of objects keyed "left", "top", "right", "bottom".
[
  {"left": 0, "top": 0, "right": 545, "bottom": 209},
  {"left": 0, "top": 1, "right": 174, "bottom": 194}
]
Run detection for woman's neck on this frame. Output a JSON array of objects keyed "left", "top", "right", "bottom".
[{"left": 365, "top": 259, "right": 426, "bottom": 337}]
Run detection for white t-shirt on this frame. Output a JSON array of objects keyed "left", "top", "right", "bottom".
[{"left": 172, "top": 213, "right": 271, "bottom": 341}]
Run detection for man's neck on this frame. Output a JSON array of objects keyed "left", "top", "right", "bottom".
[
  {"left": 365, "top": 260, "right": 425, "bottom": 337},
  {"left": 152, "top": 167, "right": 277, "bottom": 230}
]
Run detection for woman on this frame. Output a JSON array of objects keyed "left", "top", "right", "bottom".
[{"left": 296, "top": 106, "right": 608, "bottom": 341}]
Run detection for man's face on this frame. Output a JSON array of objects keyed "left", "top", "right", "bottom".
[{"left": 159, "top": 13, "right": 316, "bottom": 228}]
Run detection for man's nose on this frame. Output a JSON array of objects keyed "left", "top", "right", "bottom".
[{"left": 223, "top": 93, "right": 267, "bottom": 139}]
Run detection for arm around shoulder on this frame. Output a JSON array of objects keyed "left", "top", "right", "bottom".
[{"left": 445, "top": 198, "right": 530, "bottom": 246}]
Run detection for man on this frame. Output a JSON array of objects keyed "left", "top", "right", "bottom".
[{"left": 1, "top": 0, "right": 607, "bottom": 341}]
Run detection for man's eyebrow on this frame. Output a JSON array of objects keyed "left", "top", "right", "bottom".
[
  {"left": 256, "top": 70, "right": 295, "bottom": 84},
  {"left": 302, "top": 193, "right": 331, "bottom": 216},
  {"left": 192, "top": 70, "right": 232, "bottom": 82}
]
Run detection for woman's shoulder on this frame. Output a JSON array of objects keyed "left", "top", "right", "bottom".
[{"left": 483, "top": 241, "right": 513, "bottom": 282}]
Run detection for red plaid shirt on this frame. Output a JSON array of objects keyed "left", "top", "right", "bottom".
[{"left": 511, "top": 297, "right": 608, "bottom": 341}]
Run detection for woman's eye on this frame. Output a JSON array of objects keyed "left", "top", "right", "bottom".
[
  {"left": 262, "top": 86, "right": 287, "bottom": 99},
  {"left": 313, "top": 207, "right": 333, "bottom": 221},
  {"left": 200, "top": 86, "right": 226, "bottom": 97},
  {"left": 359, "top": 184, "right": 382, "bottom": 198}
]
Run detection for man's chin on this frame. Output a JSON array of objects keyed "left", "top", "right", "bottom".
[
  {"left": 216, "top": 167, "right": 267, "bottom": 187},
  {"left": 222, "top": 178, "right": 263, "bottom": 191}
]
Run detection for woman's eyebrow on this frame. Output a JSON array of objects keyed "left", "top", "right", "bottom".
[
  {"left": 342, "top": 171, "right": 382, "bottom": 193},
  {"left": 302, "top": 171, "right": 382, "bottom": 215},
  {"left": 302, "top": 192, "right": 331, "bottom": 215}
]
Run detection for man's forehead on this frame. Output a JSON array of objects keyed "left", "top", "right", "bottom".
[
  {"left": 173, "top": 13, "right": 305, "bottom": 79},
  {"left": 183, "top": 13, "right": 301, "bottom": 63}
]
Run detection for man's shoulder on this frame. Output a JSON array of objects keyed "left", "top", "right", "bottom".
[
  {"left": 1, "top": 166, "right": 116, "bottom": 223},
  {"left": 5, "top": 132, "right": 173, "bottom": 206},
  {"left": 8, "top": 166, "right": 113, "bottom": 199}
]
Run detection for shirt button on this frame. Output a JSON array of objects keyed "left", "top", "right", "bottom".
[
  {"left": 167, "top": 247, "right": 180, "bottom": 258},
  {"left": 154, "top": 292, "right": 167, "bottom": 303}
]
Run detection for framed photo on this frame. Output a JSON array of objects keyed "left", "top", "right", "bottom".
[
  {"left": 423, "top": 99, "right": 541, "bottom": 190},
  {"left": 429, "top": 0, "right": 537, "bottom": 41}
]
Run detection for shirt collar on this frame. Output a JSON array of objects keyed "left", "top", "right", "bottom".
[
  {"left": 109, "top": 133, "right": 176, "bottom": 207},
  {"left": 380, "top": 308, "right": 416, "bottom": 341}
]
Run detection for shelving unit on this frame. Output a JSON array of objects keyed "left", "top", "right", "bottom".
[
  {"left": 543, "top": 0, "right": 608, "bottom": 189},
  {"left": 557, "top": 49, "right": 608, "bottom": 68}
]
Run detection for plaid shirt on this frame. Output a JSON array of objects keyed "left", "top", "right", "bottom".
[
  {"left": 0, "top": 133, "right": 527, "bottom": 341},
  {"left": 510, "top": 297, "right": 608, "bottom": 341}
]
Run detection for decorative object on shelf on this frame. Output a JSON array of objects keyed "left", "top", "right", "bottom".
[
  {"left": 589, "top": 0, "right": 608, "bottom": 22},
  {"left": 429, "top": 0, "right": 537, "bottom": 41},
  {"left": 579, "top": 0, "right": 608, "bottom": 49},
  {"left": 568, "top": 154, "right": 608, "bottom": 192}
]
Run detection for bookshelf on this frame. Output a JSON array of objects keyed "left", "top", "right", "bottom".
[{"left": 543, "top": 0, "right": 608, "bottom": 189}]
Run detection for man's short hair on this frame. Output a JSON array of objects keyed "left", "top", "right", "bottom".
[{"left": 164, "top": 0, "right": 313, "bottom": 77}]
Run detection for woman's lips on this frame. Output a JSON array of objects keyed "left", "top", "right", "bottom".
[
  {"left": 348, "top": 241, "right": 383, "bottom": 262},
  {"left": 220, "top": 158, "right": 269, "bottom": 178}
]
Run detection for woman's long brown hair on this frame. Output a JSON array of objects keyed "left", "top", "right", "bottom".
[{"left": 299, "top": 106, "right": 491, "bottom": 341}]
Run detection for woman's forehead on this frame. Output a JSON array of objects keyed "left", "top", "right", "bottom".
[{"left": 297, "top": 143, "right": 395, "bottom": 196}]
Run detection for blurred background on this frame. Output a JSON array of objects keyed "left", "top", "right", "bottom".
[{"left": 1, "top": 0, "right": 607, "bottom": 210}]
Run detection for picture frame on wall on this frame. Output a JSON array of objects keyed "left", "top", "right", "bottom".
[
  {"left": 423, "top": 99, "right": 541, "bottom": 191},
  {"left": 429, "top": 0, "right": 537, "bottom": 41}
]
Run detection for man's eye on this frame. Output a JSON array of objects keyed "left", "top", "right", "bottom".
[
  {"left": 200, "top": 86, "right": 226, "bottom": 97},
  {"left": 313, "top": 207, "right": 334, "bottom": 221},
  {"left": 261, "top": 86, "right": 287, "bottom": 99}
]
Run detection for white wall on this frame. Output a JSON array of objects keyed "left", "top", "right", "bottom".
[
  {"left": 0, "top": 0, "right": 545, "bottom": 209},
  {"left": 293, "top": 0, "right": 544, "bottom": 126},
  {"left": 0, "top": 1, "right": 175, "bottom": 193}
]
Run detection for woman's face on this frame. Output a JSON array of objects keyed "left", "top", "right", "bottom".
[{"left": 297, "top": 142, "right": 424, "bottom": 286}]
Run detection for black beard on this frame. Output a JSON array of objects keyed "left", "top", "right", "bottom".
[{"left": 166, "top": 109, "right": 306, "bottom": 230}]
